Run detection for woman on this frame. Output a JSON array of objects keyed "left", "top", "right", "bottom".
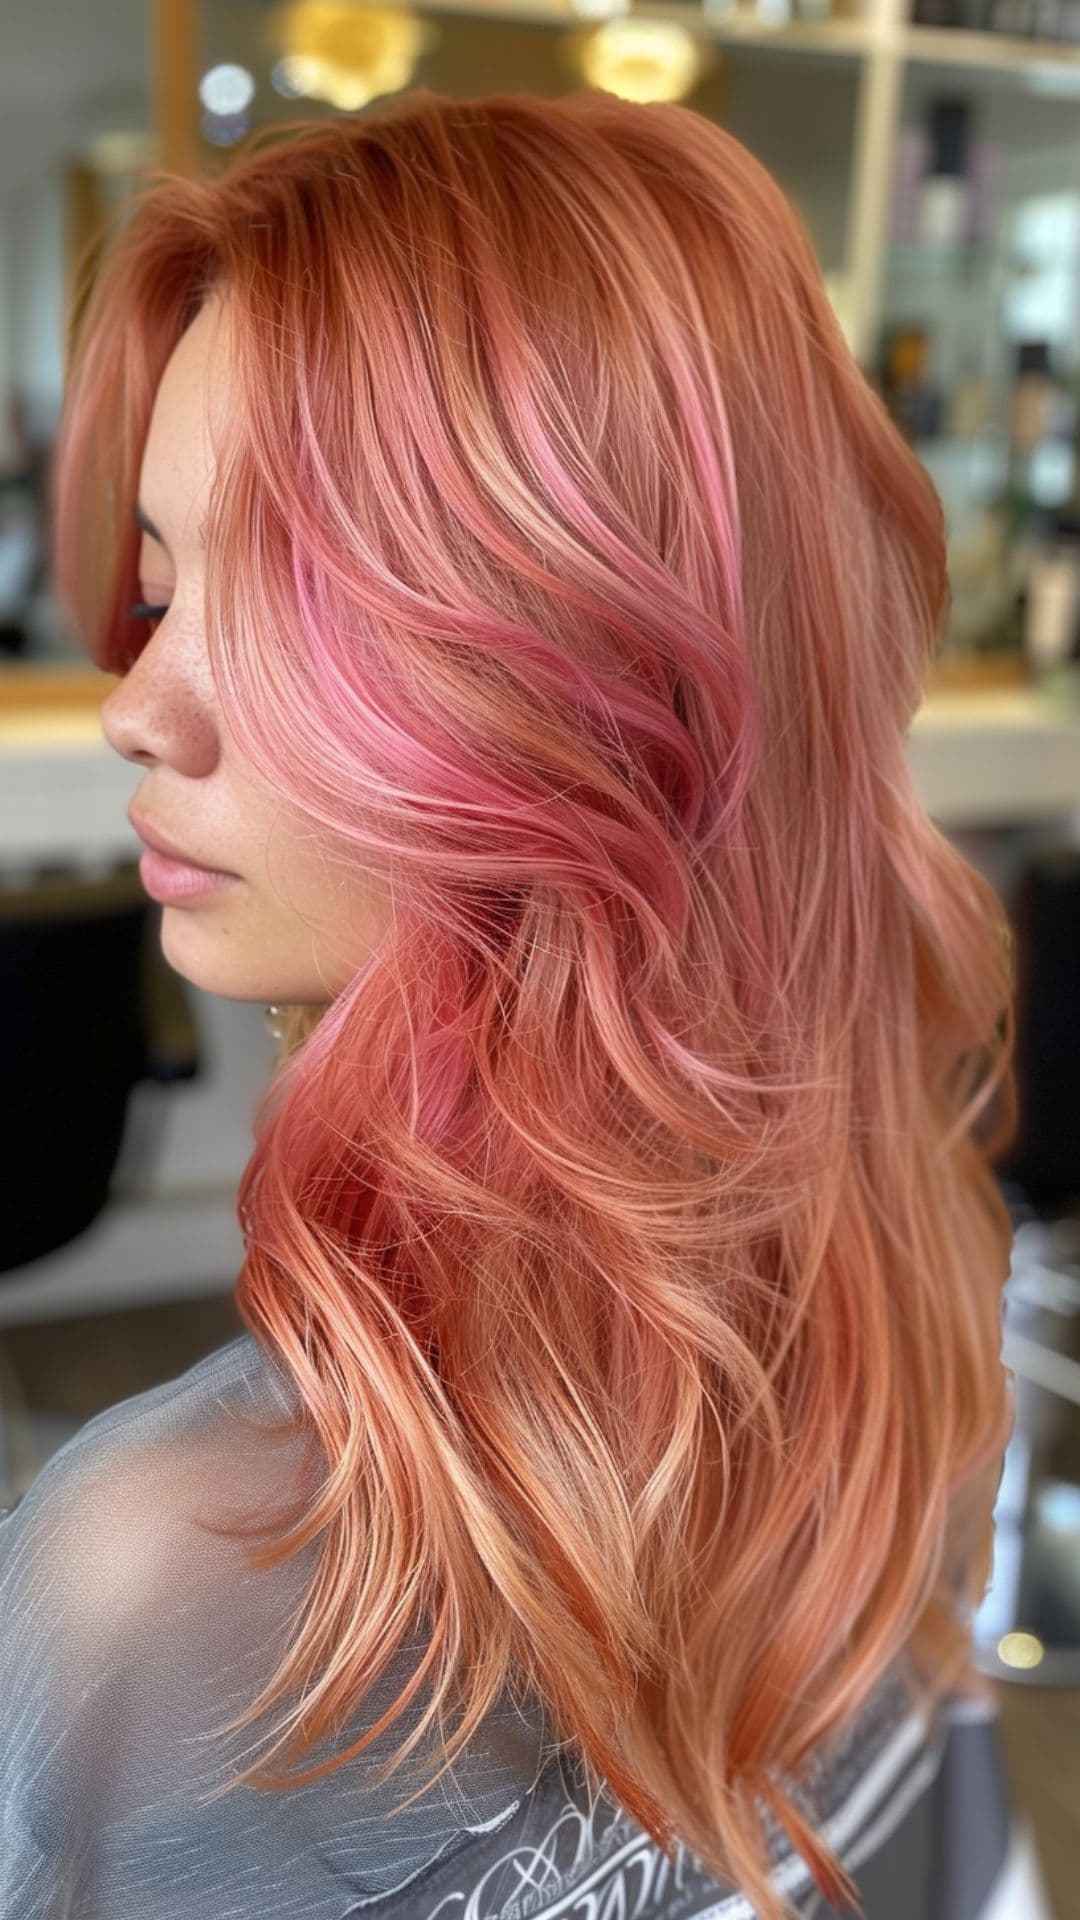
[{"left": 0, "top": 88, "right": 1045, "bottom": 1919}]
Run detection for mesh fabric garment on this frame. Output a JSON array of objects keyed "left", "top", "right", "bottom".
[{"left": 0, "top": 1333, "right": 1051, "bottom": 1920}]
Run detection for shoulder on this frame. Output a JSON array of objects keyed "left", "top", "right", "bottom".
[
  {"left": 7, "top": 1329, "right": 295, "bottom": 1494},
  {"left": 0, "top": 1330, "right": 313, "bottom": 1677},
  {"left": 2, "top": 1328, "right": 292, "bottom": 1526},
  {"left": 0, "top": 1332, "right": 328, "bottom": 1899},
  {"left": 4, "top": 1326, "right": 302, "bottom": 1489},
  {"left": 0, "top": 1340, "right": 556, "bottom": 1918}
]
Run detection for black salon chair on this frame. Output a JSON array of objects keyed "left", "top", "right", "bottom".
[
  {"left": 996, "top": 840, "right": 1080, "bottom": 1215},
  {"left": 0, "top": 860, "right": 201, "bottom": 1505},
  {"left": 975, "top": 841, "right": 1080, "bottom": 1686}
]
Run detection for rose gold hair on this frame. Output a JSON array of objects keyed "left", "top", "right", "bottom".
[{"left": 50, "top": 88, "right": 1016, "bottom": 1918}]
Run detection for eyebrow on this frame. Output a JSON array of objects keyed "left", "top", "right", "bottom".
[
  {"left": 133, "top": 501, "right": 171, "bottom": 557},
  {"left": 132, "top": 500, "right": 209, "bottom": 555}
]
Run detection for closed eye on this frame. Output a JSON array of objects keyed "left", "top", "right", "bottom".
[
  {"left": 116, "top": 601, "right": 169, "bottom": 674},
  {"left": 129, "top": 601, "right": 169, "bottom": 627}
]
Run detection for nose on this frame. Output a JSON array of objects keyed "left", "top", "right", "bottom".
[
  {"left": 99, "top": 668, "right": 221, "bottom": 777},
  {"left": 100, "top": 688, "right": 156, "bottom": 764}
]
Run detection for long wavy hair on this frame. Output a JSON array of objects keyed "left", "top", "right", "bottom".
[{"left": 49, "top": 88, "right": 1017, "bottom": 1920}]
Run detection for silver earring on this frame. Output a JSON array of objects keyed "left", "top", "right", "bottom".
[{"left": 263, "top": 1004, "right": 286, "bottom": 1040}]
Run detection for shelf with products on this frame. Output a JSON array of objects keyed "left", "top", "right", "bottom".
[
  {"left": 438, "top": 0, "right": 1080, "bottom": 66},
  {"left": 10, "top": 0, "right": 1077, "bottom": 689},
  {"left": 191, "top": 0, "right": 1080, "bottom": 353},
  {"left": 869, "top": 49, "right": 1080, "bottom": 672},
  {"left": 906, "top": 0, "right": 1080, "bottom": 52},
  {"left": 162, "top": 0, "right": 1080, "bottom": 703},
  {"left": 901, "top": 22, "right": 1080, "bottom": 63},
  {"left": 144, "top": 0, "right": 1080, "bottom": 692}
]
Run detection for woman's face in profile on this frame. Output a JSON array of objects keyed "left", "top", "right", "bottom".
[{"left": 100, "top": 288, "right": 392, "bottom": 1010}]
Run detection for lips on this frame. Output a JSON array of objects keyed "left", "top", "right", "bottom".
[{"left": 127, "top": 807, "right": 234, "bottom": 875}]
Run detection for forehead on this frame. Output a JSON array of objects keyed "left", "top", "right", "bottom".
[{"left": 137, "top": 289, "right": 234, "bottom": 552}]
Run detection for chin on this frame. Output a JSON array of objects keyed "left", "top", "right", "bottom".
[{"left": 156, "top": 921, "right": 263, "bottom": 1000}]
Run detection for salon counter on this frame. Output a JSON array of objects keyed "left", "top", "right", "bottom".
[
  {"left": 5, "top": 667, "right": 1080, "bottom": 858},
  {"left": 2, "top": 664, "right": 1079, "bottom": 1327}
]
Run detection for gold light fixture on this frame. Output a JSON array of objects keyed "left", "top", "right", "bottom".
[
  {"left": 270, "top": 2, "right": 436, "bottom": 111},
  {"left": 572, "top": 17, "right": 712, "bottom": 103}
]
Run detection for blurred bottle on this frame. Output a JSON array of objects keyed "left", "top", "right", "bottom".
[
  {"left": 891, "top": 126, "right": 927, "bottom": 241},
  {"left": 966, "top": 135, "right": 1002, "bottom": 243},
  {"left": 1029, "top": 0, "right": 1080, "bottom": 37},
  {"left": 947, "top": 358, "right": 993, "bottom": 436},
  {"left": 918, "top": 98, "right": 972, "bottom": 245},
  {"left": 910, "top": 0, "right": 964, "bottom": 22},
  {"left": 1013, "top": 366, "right": 1080, "bottom": 688},
  {"left": 984, "top": 0, "right": 1039, "bottom": 32},
  {"left": 910, "top": 0, "right": 989, "bottom": 23},
  {"left": 879, "top": 324, "right": 944, "bottom": 439},
  {"left": 1022, "top": 509, "right": 1080, "bottom": 679},
  {"left": 1010, "top": 341, "right": 1073, "bottom": 454},
  {"left": 891, "top": 122, "right": 999, "bottom": 246}
]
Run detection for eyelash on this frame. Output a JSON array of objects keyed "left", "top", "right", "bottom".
[
  {"left": 117, "top": 601, "right": 168, "bottom": 673},
  {"left": 129, "top": 601, "right": 168, "bottom": 627}
]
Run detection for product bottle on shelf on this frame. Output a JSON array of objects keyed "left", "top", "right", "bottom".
[
  {"left": 918, "top": 98, "right": 973, "bottom": 246},
  {"left": 1009, "top": 341, "right": 1072, "bottom": 456},
  {"left": 879, "top": 324, "right": 945, "bottom": 439},
  {"left": 891, "top": 126, "right": 927, "bottom": 241},
  {"left": 1022, "top": 509, "right": 1080, "bottom": 682},
  {"left": 910, "top": 0, "right": 964, "bottom": 23},
  {"left": 1021, "top": 384, "right": 1080, "bottom": 686},
  {"left": 1030, "top": 0, "right": 1070, "bottom": 38},
  {"left": 965, "top": 136, "right": 1002, "bottom": 245},
  {"left": 947, "top": 357, "right": 993, "bottom": 436},
  {"left": 984, "top": 0, "right": 1039, "bottom": 34}
]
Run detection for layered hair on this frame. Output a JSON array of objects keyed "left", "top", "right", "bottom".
[{"left": 50, "top": 89, "right": 1016, "bottom": 1920}]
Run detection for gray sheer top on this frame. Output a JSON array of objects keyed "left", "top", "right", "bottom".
[{"left": 0, "top": 1333, "right": 1038, "bottom": 1920}]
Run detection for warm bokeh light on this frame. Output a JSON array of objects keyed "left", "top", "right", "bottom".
[
  {"left": 269, "top": 3, "right": 435, "bottom": 111},
  {"left": 576, "top": 18, "right": 711, "bottom": 101},
  {"left": 997, "top": 1631, "right": 1046, "bottom": 1669}
]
